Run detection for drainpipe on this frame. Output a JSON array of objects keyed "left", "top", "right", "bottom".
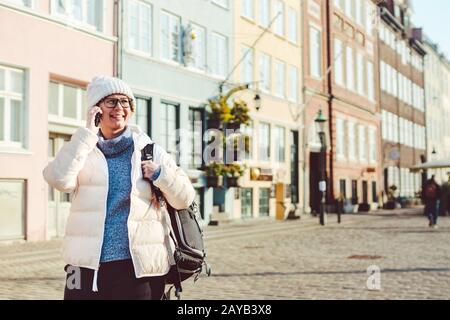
[
  {"left": 325, "top": 0, "right": 335, "bottom": 205},
  {"left": 300, "top": 0, "right": 308, "bottom": 214}
]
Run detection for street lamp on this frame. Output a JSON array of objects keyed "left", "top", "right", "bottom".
[{"left": 315, "top": 109, "right": 327, "bottom": 226}]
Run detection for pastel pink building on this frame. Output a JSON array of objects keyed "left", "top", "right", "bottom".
[{"left": 0, "top": 0, "right": 116, "bottom": 241}]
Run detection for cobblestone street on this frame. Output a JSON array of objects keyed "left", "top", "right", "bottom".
[{"left": 1, "top": 207, "right": 449, "bottom": 300}]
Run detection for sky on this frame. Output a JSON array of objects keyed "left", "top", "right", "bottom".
[{"left": 411, "top": 0, "right": 450, "bottom": 58}]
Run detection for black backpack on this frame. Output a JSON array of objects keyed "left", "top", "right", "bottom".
[{"left": 141, "top": 143, "right": 211, "bottom": 300}]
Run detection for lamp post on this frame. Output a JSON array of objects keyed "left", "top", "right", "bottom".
[{"left": 315, "top": 109, "right": 327, "bottom": 226}]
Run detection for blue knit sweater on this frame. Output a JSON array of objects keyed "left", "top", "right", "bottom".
[{"left": 97, "top": 127, "right": 134, "bottom": 263}]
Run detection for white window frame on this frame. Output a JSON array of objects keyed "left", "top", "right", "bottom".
[
  {"left": 160, "top": 10, "right": 181, "bottom": 63},
  {"left": 334, "top": 38, "right": 344, "bottom": 86},
  {"left": 47, "top": 81, "right": 87, "bottom": 128},
  {"left": 347, "top": 121, "right": 356, "bottom": 160},
  {"left": 287, "top": 7, "right": 298, "bottom": 44},
  {"left": 346, "top": 46, "right": 355, "bottom": 91},
  {"left": 127, "top": 0, "right": 152, "bottom": 56},
  {"left": 258, "top": 0, "right": 270, "bottom": 28},
  {"left": 273, "top": 0, "right": 285, "bottom": 37},
  {"left": 210, "top": 32, "right": 228, "bottom": 78},
  {"left": 50, "top": 0, "right": 104, "bottom": 32},
  {"left": 0, "top": 66, "right": 26, "bottom": 149},
  {"left": 309, "top": 25, "right": 322, "bottom": 79},
  {"left": 358, "top": 125, "right": 366, "bottom": 162},
  {"left": 241, "top": 0, "right": 254, "bottom": 20},
  {"left": 190, "top": 23, "right": 207, "bottom": 71}
]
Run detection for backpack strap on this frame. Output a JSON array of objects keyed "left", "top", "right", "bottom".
[
  {"left": 141, "top": 143, "right": 183, "bottom": 299},
  {"left": 140, "top": 143, "right": 164, "bottom": 201}
]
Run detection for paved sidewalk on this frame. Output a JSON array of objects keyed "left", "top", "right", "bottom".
[{"left": 1, "top": 207, "right": 449, "bottom": 300}]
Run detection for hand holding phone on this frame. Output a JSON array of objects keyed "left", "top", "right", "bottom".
[{"left": 86, "top": 106, "right": 102, "bottom": 134}]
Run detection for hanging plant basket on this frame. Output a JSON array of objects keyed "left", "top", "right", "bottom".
[
  {"left": 206, "top": 176, "right": 223, "bottom": 188},
  {"left": 207, "top": 119, "right": 222, "bottom": 129},
  {"left": 225, "top": 121, "right": 241, "bottom": 131},
  {"left": 226, "top": 177, "right": 240, "bottom": 187}
]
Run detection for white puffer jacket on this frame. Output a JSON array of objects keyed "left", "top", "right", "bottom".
[{"left": 43, "top": 125, "right": 196, "bottom": 280}]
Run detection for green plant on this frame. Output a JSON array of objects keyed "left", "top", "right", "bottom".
[
  {"left": 230, "top": 99, "right": 250, "bottom": 125},
  {"left": 208, "top": 98, "right": 234, "bottom": 123}
]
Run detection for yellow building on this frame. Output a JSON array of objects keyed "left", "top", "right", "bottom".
[{"left": 220, "top": 0, "right": 304, "bottom": 220}]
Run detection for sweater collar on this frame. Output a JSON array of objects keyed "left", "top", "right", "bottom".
[{"left": 97, "top": 126, "right": 134, "bottom": 157}]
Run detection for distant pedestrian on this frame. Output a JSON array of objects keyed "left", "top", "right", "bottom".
[
  {"left": 43, "top": 76, "right": 195, "bottom": 300},
  {"left": 422, "top": 175, "right": 441, "bottom": 228}
]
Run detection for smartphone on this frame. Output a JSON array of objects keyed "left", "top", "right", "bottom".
[{"left": 95, "top": 112, "right": 102, "bottom": 127}]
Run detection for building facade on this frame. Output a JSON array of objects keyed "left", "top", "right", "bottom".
[
  {"left": 378, "top": 0, "right": 427, "bottom": 198},
  {"left": 423, "top": 39, "right": 450, "bottom": 183},
  {"left": 303, "top": 0, "right": 381, "bottom": 214},
  {"left": 0, "top": 0, "right": 116, "bottom": 241},
  {"left": 214, "top": 0, "right": 303, "bottom": 221}
]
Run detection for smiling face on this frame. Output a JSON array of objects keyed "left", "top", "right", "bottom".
[{"left": 99, "top": 94, "right": 133, "bottom": 132}]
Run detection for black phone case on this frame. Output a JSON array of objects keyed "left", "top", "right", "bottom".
[{"left": 95, "top": 113, "right": 102, "bottom": 127}]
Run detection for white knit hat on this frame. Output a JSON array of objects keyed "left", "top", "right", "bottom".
[{"left": 86, "top": 76, "right": 136, "bottom": 110}]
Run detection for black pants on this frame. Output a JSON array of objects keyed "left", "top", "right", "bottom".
[{"left": 63, "top": 259, "right": 166, "bottom": 300}]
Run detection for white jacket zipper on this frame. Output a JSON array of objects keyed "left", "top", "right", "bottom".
[{"left": 92, "top": 147, "right": 109, "bottom": 292}]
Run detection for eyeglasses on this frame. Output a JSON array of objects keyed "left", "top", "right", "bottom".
[{"left": 102, "top": 98, "right": 132, "bottom": 109}]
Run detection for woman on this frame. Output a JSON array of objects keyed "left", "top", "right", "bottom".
[{"left": 43, "top": 76, "right": 195, "bottom": 300}]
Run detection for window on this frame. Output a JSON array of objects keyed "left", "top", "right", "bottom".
[
  {"left": 274, "top": 125, "right": 285, "bottom": 162},
  {"left": 346, "top": 46, "right": 355, "bottom": 91},
  {"left": 187, "top": 108, "right": 203, "bottom": 169},
  {"left": 334, "top": 38, "right": 344, "bottom": 85},
  {"left": 190, "top": 24, "right": 206, "bottom": 70},
  {"left": 366, "top": 61, "right": 374, "bottom": 101},
  {"left": 288, "top": 65, "right": 298, "bottom": 102},
  {"left": 160, "top": 101, "right": 179, "bottom": 162},
  {"left": 48, "top": 81, "right": 88, "bottom": 125},
  {"left": 259, "top": 53, "right": 271, "bottom": 93},
  {"left": 347, "top": 121, "right": 355, "bottom": 159},
  {"left": 241, "top": 0, "right": 254, "bottom": 20},
  {"left": 51, "top": 0, "right": 103, "bottom": 31},
  {"left": 241, "top": 188, "right": 253, "bottom": 218},
  {"left": 128, "top": 0, "right": 152, "bottom": 54},
  {"left": 369, "top": 127, "right": 376, "bottom": 163},
  {"left": 259, "top": 0, "right": 270, "bottom": 27},
  {"left": 259, "top": 122, "right": 270, "bottom": 161},
  {"left": 211, "top": 33, "right": 228, "bottom": 77},
  {"left": 161, "top": 11, "right": 181, "bottom": 62},
  {"left": 0, "top": 66, "right": 25, "bottom": 148},
  {"left": 128, "top": 97, "right": 150, "bottom": 135},
  {"left": 274, "top": 60, "right": 285, "bottom": 97},
  {"left": 273, "top": 1, "right": 284, "bottom": 36},
  {"left": 309, "top": 26, "right": 322, "bottom": 78},
  {"left": 259, "top": 188, "right": 270, "bottom": 217},
  {"left": 336, "top": 118, "right": 345, "bottom": 158},
  {"left": 356, "top": 52, "right": 365, "bottom": 95},
  {"left": 355, "top": 0, "right": 363, "bottom": 26},
  {"left": 365, "top": 1, "right": 373, "bottom": 35},
  {"left": 0, "top": 180, "right": 25, "bottom": 240},
  {"left": 241, "top": 46, "right": 254, "bottom": 85},
  {"left": 359, "top": 125, "right": 366, "bottom": 161},
  {"left": 287, "top": 7, "right": 298, "bottom": 43}
]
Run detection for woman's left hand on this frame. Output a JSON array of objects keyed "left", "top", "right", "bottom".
[{"left": 141, "top": 160, "right": 160, "bottom": 180}]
